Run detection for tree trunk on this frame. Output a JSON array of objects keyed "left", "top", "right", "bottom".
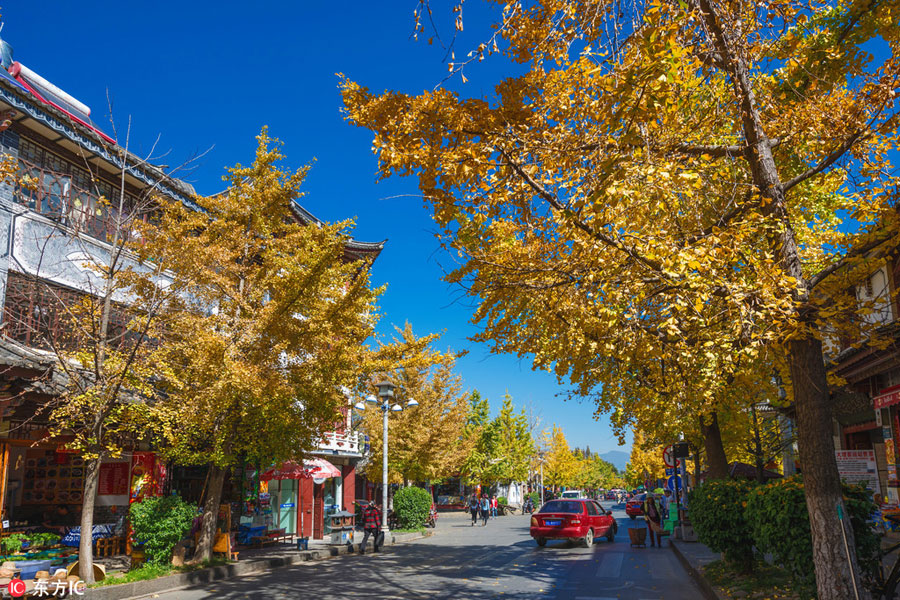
[
  {"left": 751, "top": 405, "right": 767, "bottom": 484},
  {"left": 192, "top": 464, "right": 227, "bottom": 564},
  {"left": 78, "top": 456, "right": 101, "bottom": 584},
  {"left": 699, "top": 412, "right": 729, "bottom": 480},
  {"left": 790, "top": 336, "right": 866, "bottom": 599}
]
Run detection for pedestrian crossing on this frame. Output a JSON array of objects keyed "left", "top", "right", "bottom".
[{"left": 592, "top": 550, "right": 681, "bottom": 579}]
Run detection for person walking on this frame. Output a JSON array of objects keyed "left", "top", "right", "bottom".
[
  {"left": 643, "top": 494, "right": 663, "bottom": 547},
  {"left": 490, "top": 495, "right": 498, "bottom": 518},
  {"left": 359, "top": 500, "right": 382, "bottom": 554},
  {"left": 480, "top": 494, "right": 490, "bottom": 526},
  {"left": 660, "top": 490, "right": 671, "bottom": 520},
  {"left": 469, "top": 494, "right": 480, "bottom": 526}
]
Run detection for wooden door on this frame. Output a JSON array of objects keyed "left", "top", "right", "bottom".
[{"left": 313, "top": 483, "right": 324, "bottom": 539}]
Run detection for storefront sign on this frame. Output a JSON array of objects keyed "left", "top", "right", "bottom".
[
  {"left": 835, "top": 450, "right": 881, "bottom": 495},
  {"left": 874, "top": 386, "right": 900, "bottom": 409},
  {"left": 98, "top": 462, "right": 129, "bottom": 496}
]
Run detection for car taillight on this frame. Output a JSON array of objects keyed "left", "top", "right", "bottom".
[
  {"left": 531, "top": 516, "right": 538, "bottom": 527},
  {"left": 569, "top": 518, "right": 581, "bottom": 524}
]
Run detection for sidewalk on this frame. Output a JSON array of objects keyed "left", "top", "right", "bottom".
[
  {"left": 669, "top": 538, "right": 726, "bottom": 600},
  {"left": 91, "top": 529, "right": 431, "bottom": 600}
]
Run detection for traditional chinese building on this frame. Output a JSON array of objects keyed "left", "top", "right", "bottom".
[
  {"left": 830, "top": 259, "right": 900, "bottom": 502},
  {"left": 0, "top": 33, "right": 382, "bottom": 539}
]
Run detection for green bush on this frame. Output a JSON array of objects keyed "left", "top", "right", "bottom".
[
  {"left": 744, "top": 476, "right": 880, "bottom": 598},
  {"left": 527, "top": 491, "right": 541, "bottom": 506},
  {"left": 689, "top": 479, "right": 757, "bottom": 572},
  {"left": 393, "top": 486, "right": 432, "bottom": 529},
  {"left": 497, "top": 496, "right": 507, "bottom": 506},
  {"left": 129, "top": 496, "right": 198, "bottom": 565}
]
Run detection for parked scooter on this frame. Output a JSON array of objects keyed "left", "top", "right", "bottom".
[
  {"left": 426, "top": 504, "right": 438, "bottom": 528},
  {"left": 522, "top": 498, "right": 535, "bottom": 514}
]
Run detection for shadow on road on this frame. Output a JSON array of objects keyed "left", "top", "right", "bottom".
[{"left": 172, "top": 532, "right": 570, "bottom": 599}]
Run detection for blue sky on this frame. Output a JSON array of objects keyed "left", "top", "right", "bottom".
[{"left": 3, "top": 1, "right": 630, "bottom": 456}]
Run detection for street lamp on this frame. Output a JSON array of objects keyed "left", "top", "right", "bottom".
[{"left": 354, "top": 379, "right": 417, "bottom": 535}]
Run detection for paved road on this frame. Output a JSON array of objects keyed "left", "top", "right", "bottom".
[{"left": 150, "top": 502, "right": 701, "bottom": 600}]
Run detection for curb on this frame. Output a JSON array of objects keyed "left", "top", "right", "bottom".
[
  {"left": 669, "top": 540, "right": 727, "bottom": 600},
  {"left": 93, "top": 530, "right": 432, "bottom": 600}
]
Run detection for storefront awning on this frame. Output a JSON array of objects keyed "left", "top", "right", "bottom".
[
  {"left": 260, "top": 458, "right": 341, "bottom": 482},
  {"left": 874, "top": 385, "right": 900, "bottom": 410}
]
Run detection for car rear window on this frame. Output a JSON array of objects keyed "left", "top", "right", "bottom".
[{"left": 538, "top": 501, "right": 583, "bottom": 514}]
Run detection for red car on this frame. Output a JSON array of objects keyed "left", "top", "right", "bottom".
[
  {"left": 530, "top": 499, "right": 617, "bottom": 547},
  {"left": 625, "top": 493, "right": 646, "bottom": 520}
]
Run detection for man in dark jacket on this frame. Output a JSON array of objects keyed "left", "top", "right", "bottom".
[{"left": 359, "top": 500, "right": 382, "bottom": 554}]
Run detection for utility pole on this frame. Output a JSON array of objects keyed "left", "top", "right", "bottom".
[{"left": 540, "top": 461, "right": 544, "bottom": 505}]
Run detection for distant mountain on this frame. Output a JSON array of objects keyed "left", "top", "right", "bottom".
[{"left": 598, "top": 450, "right": 629, "bottom": 471}]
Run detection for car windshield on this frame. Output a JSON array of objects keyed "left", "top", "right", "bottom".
[
  {"left": 632, "top": 494, "right": 646, "bottom": 502},
  {"left": 538, "top": 501, "right": 583, "bottom": 514}
]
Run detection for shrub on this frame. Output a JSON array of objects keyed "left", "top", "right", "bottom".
[
  {"left": 689, "top": 479, "right": 757, "bottom": 572},
  {"left": 129, "top": 496, "right": 198, "bottom": 565},
  {"left": 498, "top": 496, "right": 507, "bottom": 506},
  {"left": 744, "top": 476, "right": 880, "bottom": 598},
  {"left": 527, "top": 491, "right": 541, "bottom": 506},
  {"left": 393, "top": 486, "right": 432, "bottom": 529}
]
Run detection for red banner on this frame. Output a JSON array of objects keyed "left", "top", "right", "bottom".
[{"left": 130, "top": 452, "right": 156, "bottom": 504}]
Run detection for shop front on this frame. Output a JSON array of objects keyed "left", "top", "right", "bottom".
[{"left": 874, "top": 385, "right": 900, "bottom": 503}]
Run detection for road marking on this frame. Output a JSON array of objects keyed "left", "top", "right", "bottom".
[
  {"left": 648, "top": 552, "right": 677, "bottom": 579},
  {"left": 595, "top": 551, "right": 624, "bottom": 578}
]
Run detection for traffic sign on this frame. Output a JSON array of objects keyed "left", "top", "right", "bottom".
[
  {"left": 665, "top": 467, "right": 675, "bottom": 477},
  {"left": 663, "top": 445, "right": 681, "bottom": 468},
  {"left": 667, "top": 475, "right": 682, "bottom": 492}
]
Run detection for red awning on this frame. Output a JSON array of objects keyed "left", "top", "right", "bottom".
[
  {"left": 874, "top": 384, "right": 900, "bottom": 410},
  {"left": 260, "top": 458, "right": 341, "bottom": 482}
]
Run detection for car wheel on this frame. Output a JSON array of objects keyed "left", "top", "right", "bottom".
[
  {"left": 536, "top": 537, "right": 547, "bottom": 547},
  {"left": 629, "top": 515, "right": 636, "bottom": 520},
  {"left": 582, "top": 529, "right": 594, "bottom": 547}
]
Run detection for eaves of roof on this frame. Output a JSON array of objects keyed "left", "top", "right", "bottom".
[{"left": 0, "top": 72, "right": 200, "bottom": 211}]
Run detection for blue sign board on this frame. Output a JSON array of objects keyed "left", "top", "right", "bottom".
[
  {"left": 665, "top": 468, "right": 675, "bottom": 477},
  {"left": 280, "top": 503, "right": 295, "bottom": 509},
  {"left": 666, "top": 475, "right": 682, "bottom": 492}
]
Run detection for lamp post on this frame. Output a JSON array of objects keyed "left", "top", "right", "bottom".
[{"left": 354, "top": 379, "right": 418, "bottom": 535}]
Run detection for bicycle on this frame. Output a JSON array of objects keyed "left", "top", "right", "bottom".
[{"left": 872, "top": 514, "right": 900, "bottom": 599}]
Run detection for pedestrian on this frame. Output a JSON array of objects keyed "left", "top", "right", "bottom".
[
  {"left": 643, "top": 494, "right": 663, "bottom": 547},
  {"left": 490, "top": 495, "right": 498, "bottom": 517},
  {"left": 469, "top": 494, "right": 480, "bottom": 526},
  {"left": 359, "top": 500, "right": 382, "bottom": 554},
  {"left": 480, "top": 494, "right": 490, "bottom": 526},
  {"left": 661, "top": 490, "right": 672, "bottom": 520}
]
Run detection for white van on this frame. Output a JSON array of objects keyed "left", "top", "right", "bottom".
[{"left": 560, "top": 490, "right": 583, "bottom": 499}]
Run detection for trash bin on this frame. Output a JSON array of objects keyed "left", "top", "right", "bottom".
[{"left": 328, "top": 511, "right": 356, "bottom": 546}]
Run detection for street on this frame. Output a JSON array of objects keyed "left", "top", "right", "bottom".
[{"left": 149, "top": 503, "right": 701, "bottom": 600}]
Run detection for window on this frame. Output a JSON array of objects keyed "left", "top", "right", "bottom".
[
  {"left": 13, "top": 137, "right": 149, "bottom": 241},
  {"left": 856, "top": 266, "right": 893, "bottom": 326},
  {"left": 585, "top": 502, "right": 598, "bottom": 516},
  {"left": 538, "top": 501, "right": 584, "bottom": 514}
]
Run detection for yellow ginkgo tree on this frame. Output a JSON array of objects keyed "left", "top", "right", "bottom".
[
  {"left": 139, "top": 130, "right": 380, "bottom": 562},
  {"left": 342, "top": 1, "right": 900, "bottom": 596}
]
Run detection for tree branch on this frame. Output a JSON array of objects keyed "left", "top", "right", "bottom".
[{"left": 781, "top": 130, "right": 865, "bottom": 194}]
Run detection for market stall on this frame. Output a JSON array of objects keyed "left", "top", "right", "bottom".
[{"left": 259, "top": 458, "right": 341, "bottom": 545}]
